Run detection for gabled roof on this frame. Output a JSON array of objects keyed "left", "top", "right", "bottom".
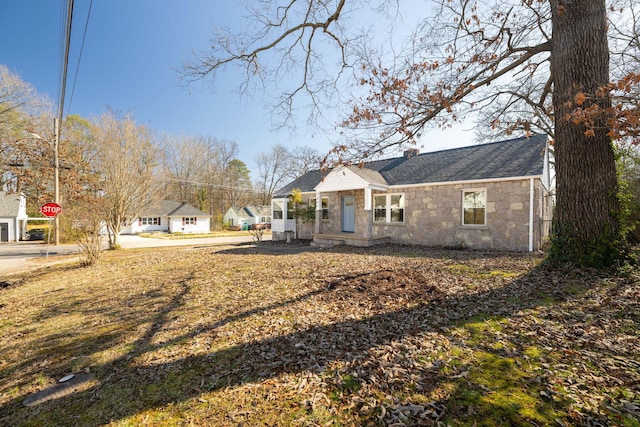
[
  {"left": 275, "top": 134, "right": 548, "bottom": 196},
  {"left": 225, "top": 207, "right": 246, "bottom": 218},
  {"left": 138, "top": 200, "right": 211, "bottom": 217},
  {"left": 276, "top": 169, "right": 326, "bottom": 196},
  {"left": 0, "top": 192, "right": 23, "bottom": 217},
  {"left": 227, "top": 205, "right": 271, "bottom": 218},
  {"left": 244, "top": 205, "right": 271, "bottom": 217},
  {"left": 346, "top": 166, "right": 388, "bottom": 186}
]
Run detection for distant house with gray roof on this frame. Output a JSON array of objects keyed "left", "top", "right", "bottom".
[
  {"left": 120, "top": 200, "right": 211, "bottom": 235},
  {"left": 0, "top": 191, "right": 28, "bottom": 242},
  {"left": 223, "top": 205, "right": 271, "bottom": 229},
  {"left": 271, "top": 134, "right": 554, "bottom": 252}
]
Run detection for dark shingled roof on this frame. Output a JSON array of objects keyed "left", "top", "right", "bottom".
[
  {"left": 275, "top": 135, "right": 547, "bottom": 196},
  {"left": 138, "top": 200, "right": 211, "bottom": 217},
  {"left": 275, "top": 169, "right": 327, "bottom": 196}
]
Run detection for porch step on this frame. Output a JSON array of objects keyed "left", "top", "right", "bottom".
[
  {"left": 311, "top": 237, "right": 345, "bottom": 248},
  {"left": 312, "top": 233, "right": 390, "bottom": 248}
]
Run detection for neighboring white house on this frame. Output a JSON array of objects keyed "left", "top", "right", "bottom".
[
  {"left": 120, "top": 200, "right": 211, "bottom": 235},
  {"left": 0, "top": 191, "right": 28, "bottom": 242},
  {"left": 223, "top": 205, "right": 271, "bottom": 229}
]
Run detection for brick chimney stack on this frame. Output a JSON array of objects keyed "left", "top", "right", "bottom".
[{"left": 403, "top": 148, "right": 419, "bottom": 159}]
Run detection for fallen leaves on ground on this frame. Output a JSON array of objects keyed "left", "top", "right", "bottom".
[{"left": 0, "top": 243, "right": 638, "bottom": 426}]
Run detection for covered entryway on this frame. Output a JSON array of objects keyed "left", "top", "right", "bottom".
[
  {"left": 342, "top": 196, "right": 355, "bottom": 232},
  {"left": 309, "top": 166, "right": 392, "bottom": 248}
]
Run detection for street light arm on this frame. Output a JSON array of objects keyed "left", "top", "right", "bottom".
[{"left": 25, "top": 130, "right": 53, "bottom": 146}]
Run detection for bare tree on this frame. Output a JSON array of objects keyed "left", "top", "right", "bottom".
[
  {"left": 162, "top": 134, "right": 220, "bottom": 206},
  {"left": 0, "top": 65, "right": 50, "bottom": 129},
  {"left": 183, "top": 0, "right": 640, "bottom": 267},
  {"left": 161, "top": 136, "right": 254, "bottom": 224},
  {"left": 180, "top": 0, "right": 365, "bottom": 129},
  {"left": 255, "top": 144, "right": 296, "bottom": 205},
  {"left": 1, "top": 66, "right": 53, "bottom": 196},
  {"left": 92, "top": 110, "right": 159, "bottom": 249},
  {"left": 63, "top": 195, "right": 106, "bottom": 266},
  {"left": 292, "top": 145, "right": 322, "bottom": 175}
]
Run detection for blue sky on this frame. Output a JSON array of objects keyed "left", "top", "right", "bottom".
[{"left": 1, "top": 1, "right": 473, "bottom": 173}]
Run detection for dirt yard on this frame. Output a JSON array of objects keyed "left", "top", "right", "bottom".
[{"left": 1, "top": 243, "right": 638, "bottom": 426}]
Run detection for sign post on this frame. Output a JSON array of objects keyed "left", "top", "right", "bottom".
[{"left": 40, "top": 202, "right": 62, "bottom": 257}]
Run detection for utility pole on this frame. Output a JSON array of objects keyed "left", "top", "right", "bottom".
[
  {"left": 53, "top": 117, "right": 60, "bottom": 246},
  {"left": 27, "top": 120, "right": 61, "bottom": 246}
]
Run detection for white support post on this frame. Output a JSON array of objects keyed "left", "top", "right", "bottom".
[
  {"left": 314, "top": 192, "right": 321, "bottom": 234},
  {"left": 364, "top": 187, "right": 372, "bottom": 211},
  {"left": 529, "top": 178, "right": 534, "bottom": 252}
]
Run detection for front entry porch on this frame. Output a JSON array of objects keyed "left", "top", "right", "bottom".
[{"left": 311, "top": 232, "right": 390, "bottom": 248}]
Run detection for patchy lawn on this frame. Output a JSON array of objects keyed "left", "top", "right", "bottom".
[{"left": 0, "top": 244, "right": 638, "bottom": 426}]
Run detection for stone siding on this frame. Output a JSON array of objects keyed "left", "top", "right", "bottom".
[
  {"left": 287, "top": 178, "right": 552, "bottom": 252},
  {"left": 370, "top": 179, "right": 548, "bottom": 252}
]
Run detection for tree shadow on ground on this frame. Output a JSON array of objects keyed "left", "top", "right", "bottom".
[
  {"left": 220, "top": 240, "right": 535, "bottom": 261},
  {"left": 1, "top": 247, "right": 636, "bottom": 426}
]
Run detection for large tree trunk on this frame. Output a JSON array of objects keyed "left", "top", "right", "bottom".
[{"left": 550, "top": 0, "right": 621, "bottom": 266}]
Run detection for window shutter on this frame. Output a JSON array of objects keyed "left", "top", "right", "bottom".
[
  {"left": 158, "top": 217, "right": 161, "bottom": 226},
  {"left": 139, "top": 218, "right": 142, "bottom": 226},
  {"left": 194, "top": 217, "right": 197, "bottom": 225},
  {"left": 182, "top": 217, "right": 185, "bottom": 226}
]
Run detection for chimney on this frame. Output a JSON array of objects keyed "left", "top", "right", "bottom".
[{"left": 403, "top": 148, "right": 419, "bottom": 159}]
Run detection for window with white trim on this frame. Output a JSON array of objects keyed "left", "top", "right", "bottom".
[
  {"left": 321, "top": 197, "right": 329, "bottom": 219},
  {"left": 462, "top": 190, "right": 486, "bottom": 225},
  {"left": 139, "top": 217, "right": 160, "bottom": 226},
  {"left": 373, "top": 193, "right": 405, "bottom": 223},
  {"left": 272, "top": 200, "right": 283, "bottom": 219},
  {"left": 308, "top": 197, "right": 329, "bottom": 220},
  {"left": 182, "top": 217, "right": 196, "bottom": 225},
  {"left": 287, "top": 200, "right": 294, "bottom": 219},
  {"left": 308, "top": 198, "right": 316, "bottom": 220}
]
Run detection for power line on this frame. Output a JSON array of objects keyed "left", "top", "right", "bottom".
[
  {"left": 55, "top": 0, "right": 66, "bottom": 108},
  {"left": 68, "top": 0, "right": 92, "bottom": 114},
  {"left": 160, "top": 177, "right": 262, "bottom": 194},
  {"left": 57, "top": 0, "right": 74, "bottom": 122}
]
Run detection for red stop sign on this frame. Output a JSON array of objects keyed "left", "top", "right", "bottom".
[{"left": 41, "top": 202, "right": 63, "bottom": 217}]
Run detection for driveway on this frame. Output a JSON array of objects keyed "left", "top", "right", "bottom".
[{"left": 0, "top": 234, "right": 271, "bottom": 278}]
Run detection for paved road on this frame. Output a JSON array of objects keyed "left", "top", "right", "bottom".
[{"left": 0, "top": 234, "right": 270, "bottom": 278}]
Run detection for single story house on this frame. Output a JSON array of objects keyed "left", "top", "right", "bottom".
[
  {"left": 120, "top": 200, "right": 211, "bottom": 235},
  {"left": 271, "top": 134, "right": 553, "bottom": 252},
  {"left": 0, "top": 191, "right": 28, "bottom": 242},
  {"left": 223, "top": 205, "right": 271, "bottom": 229}
]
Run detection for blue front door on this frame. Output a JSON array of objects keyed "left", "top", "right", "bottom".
[{"left": 342, "top": 196, "right": 355, "bottom": 232}]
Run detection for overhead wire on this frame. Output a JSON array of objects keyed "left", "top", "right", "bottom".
[
  {"left": 160, "top": 177, "right": 262, "bottom": 194},
  {"left": 55, "top": 0, "right": 66, "bottom": 111},
  {"left": 57, "top": 0, "right": 74, "bottom": 124},
  {"left": 68, "top": 0, "right": 92, "bottom": 115}
]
